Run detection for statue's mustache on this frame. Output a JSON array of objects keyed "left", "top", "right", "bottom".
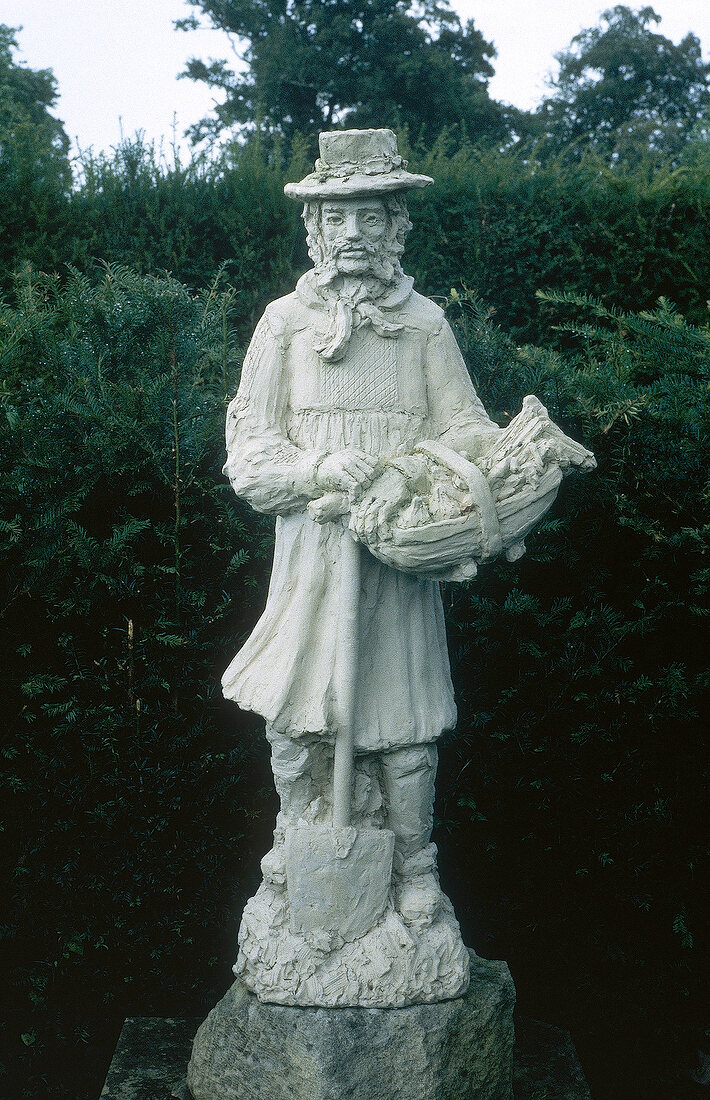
[{"left": 330, "top": 239, "right": 381, "bottom": 257}]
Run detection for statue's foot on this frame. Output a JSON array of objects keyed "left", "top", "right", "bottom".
[
  {"left": 261, "top": 844, "right": 286, "bottom": 887},
  {"left": 394, "top": 843, "right": 444, "bottom": 926},
  {"left": 395, "top": 872, "right": 443, "bottom": 926}
]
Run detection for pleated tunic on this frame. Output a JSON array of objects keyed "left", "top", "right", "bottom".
[{"left": 222, "top": 272, "right": 500, "bottom": 753}]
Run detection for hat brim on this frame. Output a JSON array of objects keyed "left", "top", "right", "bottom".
[{"left": 284, "top": 169, "right": 433, "bottom": 201}]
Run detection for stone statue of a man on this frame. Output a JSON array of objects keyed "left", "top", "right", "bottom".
[{"left": 221, "top": 129, "right": 594, "bottom": 1008}]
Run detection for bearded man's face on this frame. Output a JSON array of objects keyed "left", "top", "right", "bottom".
[{"left": 320, "top": 198, "right": 389, "bottom": 277}]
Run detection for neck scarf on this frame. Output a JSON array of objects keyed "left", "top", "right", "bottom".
[{"left": 313, "top": 280, "right": 404, "bottom": 362}]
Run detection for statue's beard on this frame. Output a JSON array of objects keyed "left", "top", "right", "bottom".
[
  {"left": 315, "top": 240, "right": 398, "bottom": 289},
  {"left": 312, "top": 242, "right": 403, "bottom": 362}
]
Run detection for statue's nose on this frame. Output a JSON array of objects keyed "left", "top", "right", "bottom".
[{"left": 343, "top": 215, "right": 361, "bottom": 240}]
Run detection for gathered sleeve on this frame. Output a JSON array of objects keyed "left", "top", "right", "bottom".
[
  {"left": 223, "top": 311, "right": 326, "bottom": 515},
  {"left": 424, "top": 318, "right": 501, "bottom": 460}
]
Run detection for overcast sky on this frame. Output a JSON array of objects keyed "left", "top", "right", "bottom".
[{"left": 6, "top": 0, "right": 710, "bottom": 160}]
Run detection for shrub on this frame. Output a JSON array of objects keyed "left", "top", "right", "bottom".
[
  {"left": 438, "top": 290, "right": 710, "bottom": 1098},
  {"left": 408, "top": 136, "right": 710, "bottom": 341},
  {"left": 3, "top": 134, "right": 710, "bottom": 351},
  {"left": 0, "top": 265, "right": 273, "bottom": 1098},
  {"left": 2, "top": 270, "right": 708, "bottom": 1097}
]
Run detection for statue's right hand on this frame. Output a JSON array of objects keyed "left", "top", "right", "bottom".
[{"left": 315, "top": 449, "right": 380, "bottom": 494}]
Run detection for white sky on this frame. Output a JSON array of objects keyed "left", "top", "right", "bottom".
[{"left": 5, "top": 0, "right": 710, "bottom": 161}]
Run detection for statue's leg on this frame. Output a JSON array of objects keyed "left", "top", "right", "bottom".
[
  {"left": 261, "top": 726, "right": 331, "bottom": 885},
  {"left": 266, "top": 726, "right": 330, "bottom": 828},
  {"left": 379, "top": 743, "right": 443, "bottom": 925}
]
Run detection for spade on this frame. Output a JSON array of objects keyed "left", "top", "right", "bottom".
[{"left": 285, "top": 525, "right": 395, "bottom": 943}]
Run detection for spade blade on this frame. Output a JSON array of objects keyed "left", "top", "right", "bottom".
[{"left": 285, "top": 824, "right": 394, "bottom": 943}]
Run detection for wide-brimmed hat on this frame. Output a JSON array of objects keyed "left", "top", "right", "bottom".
[{"left": 284, "top": 129, "right": 433, "bottom": 202}]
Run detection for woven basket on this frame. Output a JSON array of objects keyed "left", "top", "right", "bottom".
[{"left": 368, "top": 439, "right": 564, "bottom": 580}]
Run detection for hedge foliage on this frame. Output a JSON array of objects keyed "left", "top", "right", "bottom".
[
  {"left": 409, "top": 136, "right": 710, "bottom": 340},
  {"left": 4, "top": 133, "right": 710, "bottom": 344},
  {"left": 1, "top": 138, "right": 709, "bottom": 1098},
  {"left": 441, "top": 289, "right": 709, "bottom": 1098},
  {"left": 0, "top": 266, "right": 277, "bottom": 1098}
]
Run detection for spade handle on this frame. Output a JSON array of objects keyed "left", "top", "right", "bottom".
[{"left": 332, "top": 529, "right": 361, "bottom": 829}]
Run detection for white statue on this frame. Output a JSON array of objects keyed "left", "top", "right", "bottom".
[{"left": 222, "top": 129, "right": 595, "bottom": 1008}]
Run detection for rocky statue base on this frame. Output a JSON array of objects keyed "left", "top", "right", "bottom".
[
  {"left": 235, "top": 869, "right": 470, "bottom": 1007},
  {"left": 186, "top": 951, "right": 514, "bottom": 1100}
]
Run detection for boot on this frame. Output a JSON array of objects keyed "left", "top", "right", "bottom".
[{"left": 393, "top": 842, "right": 443, "bottom": 926}]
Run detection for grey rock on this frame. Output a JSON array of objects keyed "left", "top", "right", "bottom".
[
  {"left": 186, "top": 952, "right": 515, "bottom": 1100},
  {"left": 99, "top": 1017, "right": 199, "bottom": 1100},
  {"left": 99, "top": 1008, "right": 591, "bottom": 1100}
]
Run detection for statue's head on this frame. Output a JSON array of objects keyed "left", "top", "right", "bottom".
[
  {"left": 302, "top": 193, "right": 411, "bottom": 284},
  {"left": 285, "top": 129, "right": 432, "bottom": 286}
]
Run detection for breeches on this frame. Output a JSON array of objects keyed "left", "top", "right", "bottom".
[{"left": 267, "top": 727, "right": 437, "bottom": 862}]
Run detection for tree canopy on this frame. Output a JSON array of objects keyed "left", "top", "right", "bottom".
[
  {"left": 534, "top": 5, "right": 710, "bottom": 160},
  {"left": 0, "top": 25, "right": 71, "bottom": 277},
  {"left": 0, "top": 24, "right": 70, "bottom": 170},
  {"left": 176, "top": 0, "right": 511, "bottom": 144}
]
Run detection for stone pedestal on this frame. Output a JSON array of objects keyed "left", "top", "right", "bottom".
[
  {"left": 186, "top": 952, "right": 515, "bottom": 1100},
  {"left": 99, "top": 1012, "right": 592, "bottom": 1099}
]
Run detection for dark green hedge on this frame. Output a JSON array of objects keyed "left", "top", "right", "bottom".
[
  {"left": 441, "top": 290, "right": 709, "bottom": 1099},
  {"left": 0, "top": 138, "right": 308, "bottom": 334},
  {"left": 1, "top": 266, "right": 708, "bottom": 1097},
  {"left": 3, "top": 135, "right": 710, "bottom": 346},
  {"left": 0, "top": 267, "right": 276, "bottom": 1098},
  {"left": 409, "top": 139, "right": 710, "bottom": 341}
]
